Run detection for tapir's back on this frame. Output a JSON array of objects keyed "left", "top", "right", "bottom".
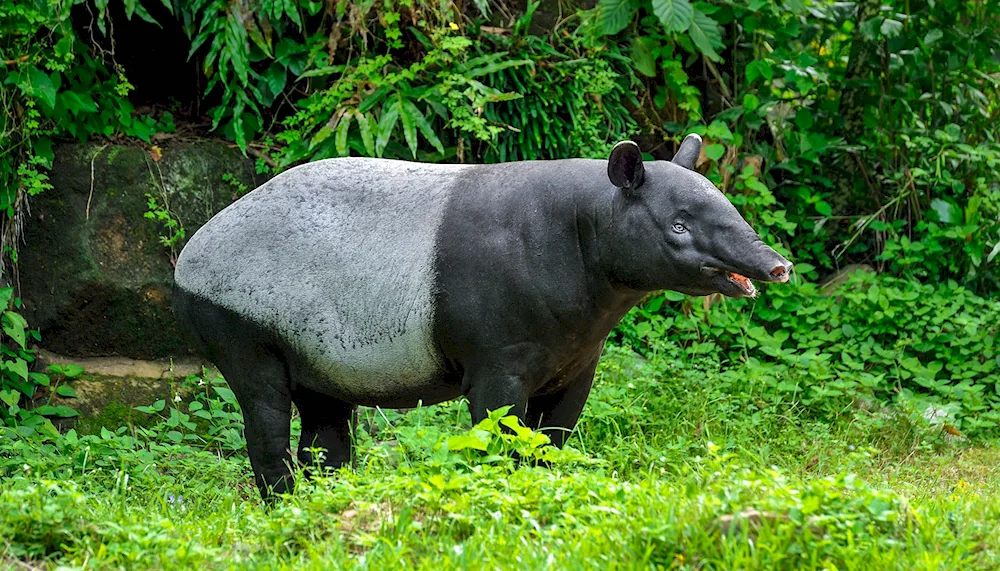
[{"left": 174, "top": 158, "right": 466, "bottom": 401}]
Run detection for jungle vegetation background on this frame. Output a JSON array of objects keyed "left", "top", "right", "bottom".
[{"left": 1, "top": 0, "right": 1000, "bottom": 568}]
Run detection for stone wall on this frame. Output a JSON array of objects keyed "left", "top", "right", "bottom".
[{"left": 17, "top": 140, "right": 264, "bottom": 360}]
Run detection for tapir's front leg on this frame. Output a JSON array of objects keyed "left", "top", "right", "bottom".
[
  {"left": 525, "top": 354, "right": 600, "bottom": 448},
  {"left": 465, "top": 371, "right": 529, "bottom": 423},
  {"left": 461, "top": 343, "right": 548, "bottom": 424}
]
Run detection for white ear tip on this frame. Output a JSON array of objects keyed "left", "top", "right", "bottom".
[
  {"left": 685, "top": 133, "right": 702, "bottom": 143},
  {"left": 613, "top": 140, "right": 640, "bottom": 150}
]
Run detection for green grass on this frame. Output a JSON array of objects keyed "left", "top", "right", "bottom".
[{"left": 3, "top": 344, "right": 999, "bottom": 569}]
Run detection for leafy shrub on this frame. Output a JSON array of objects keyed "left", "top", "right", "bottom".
[
  {"left": 615, "top": 273, "right": 1000, "bottom": 437},
  {"left": 0, "top": 287, "right": 81, "bottom": 436},
  {"left": 0, "top": 480, "right": 90, "bottom": 558},
  {"left": 270, "top": 25, "right": 637, "bottom": 167}
]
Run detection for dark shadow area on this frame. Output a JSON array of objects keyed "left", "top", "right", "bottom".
[{"left": 70, "top": 1, "right": 219, "bottom": 120}]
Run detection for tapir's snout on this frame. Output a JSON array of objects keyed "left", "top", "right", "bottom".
[
  {"left": 767, "top": 259, "right": 792, "bottom": 283},
  {"left": 702, "top": 241, "right": 792, "bottom": 299}
]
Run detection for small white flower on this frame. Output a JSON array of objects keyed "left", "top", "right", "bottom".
[
  {"left": 23, "top": 464, "right": 30, "bottom": 471},
  {"left": 174, "top": 395, "right": 182, "bottom": 403}
]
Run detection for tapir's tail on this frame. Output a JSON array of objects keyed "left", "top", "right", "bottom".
[{"left": 171, "top": 283, "right": 211, "bottom": 358}]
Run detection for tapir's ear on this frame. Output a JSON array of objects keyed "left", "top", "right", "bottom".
[
  {"left": 607, "top": 141, "right": 645, "bottom": 193},
  {"left": 671, "top": 133, "right": 702, "bottom": 171}
]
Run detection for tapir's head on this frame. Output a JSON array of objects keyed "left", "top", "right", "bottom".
[{"left": 604, "top": 134, "right": 791, "bottom": 298}]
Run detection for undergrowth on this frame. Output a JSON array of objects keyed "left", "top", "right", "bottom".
[{"left": 2, "top": 276, "right": 1000, "bottom": 569}]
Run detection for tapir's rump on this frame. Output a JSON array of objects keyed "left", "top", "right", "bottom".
[{"left": 174, "top": 159, "right": 464, "bottom": 402}]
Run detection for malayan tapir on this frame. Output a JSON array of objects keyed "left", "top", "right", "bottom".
[{"left": 173, "top": 134, "right": 792, "bottom": 498}]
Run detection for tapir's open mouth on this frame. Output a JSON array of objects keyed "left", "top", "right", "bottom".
[
  {"left": 702, "top": 262, "right": 790, "bottom": 298},
  {"left": 727, "top": 272, "right": 757, "bottom": 297}
]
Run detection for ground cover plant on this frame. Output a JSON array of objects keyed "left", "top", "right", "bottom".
[
  {"left": 3, "top": 276, "right": 1000, "bottom": 568},
  {"left": 2, "top": 0, "right": 1000, "bottom": 568}
]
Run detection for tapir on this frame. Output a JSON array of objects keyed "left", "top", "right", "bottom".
[{"left": 173, "top": 134, "right": 791, "bottom": 498}]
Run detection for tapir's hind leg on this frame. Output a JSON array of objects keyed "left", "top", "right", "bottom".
[
  {"left": 223, "top": 353, "right": 293, "bottom": 498},
  {"left": 173, "top": 287, "right": 294, "bottom": 499},
  {"left": 290, "top": 381, "right": 355, "bottom": 475}
]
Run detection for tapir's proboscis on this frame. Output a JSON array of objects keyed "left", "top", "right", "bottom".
[{"left": 173, "top": 134, "right": 792, "bottom": 499}]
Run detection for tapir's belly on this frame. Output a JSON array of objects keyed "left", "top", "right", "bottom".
[{"left": 175, "top": 158, "right": 462, "bottom": 405}]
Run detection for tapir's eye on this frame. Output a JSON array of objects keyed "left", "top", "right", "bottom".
[{"left": 672, "top": 222, "right": 687, "bottom": 234}]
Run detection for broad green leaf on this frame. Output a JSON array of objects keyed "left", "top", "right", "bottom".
[
  {"left": 335, "top": 112, "right": 353, "bottom": 157},
  {"left": 125, "top": 0, "right": 160, "bottom": 26},
  {"left": 447, "top": 433, "right": 489, "bottom": 452},
  {"left": 29, "top": 372, "right": 50, "bottom": 387},
  {"left": 354, "top": 110, "right": 375, "bottom": 156},
  {"left": 26, "top": 67, "right": 57, "bottom": 108},
  {"left": 597, "top": 0, "right": 639, "bottom": 36},
  {"left": 987, "top": 240, "right": 1000, "bottom": 264},
  {"left": 376, "top": 100, "right": 401, "bottom": 157},
  {"left": 399, "top": 97, "right": 419, "bottom": 158},
  {"left": 283, "top": 0, "right": 302, "bottom": 29},
  {"left": 225, "top": 16, "right": 250, "bottom": 85},
  {"left": 359, "top": 86, "right": 391, "bottom": 114},
  {"left": 631, "top": 37, "right": 657, "bottom": 77},
  {"left": 309, "top": 126, "right": 334, "bottom": 148},
  {"left": 652, "top": 0, "right": 693, "bottom": 33},
  {"left": 472, "top": 0, "right": 489, "bottom": 17},
  {"left": 231, "top": 100, "right": 246, "bottom": 153},
  {"left": 402, "top": 100, "right": 444, "bottom": 155},
  {"left": 499, "top": 415, "right": 533, "bottom": 439},
  {"left": 0, "top": 389, "right": 18, "bottom": 407},
  {"left": 688, "top": 9, "right": 723, "bottom": 61},
  {"left": 704, "top": 143, "right": 725, "bottom": 161},
  {"left": 3, "top": 312, "right": 26, "bottom": 348},
  {"left": 56, "top": 385, "right": 78, "bottom": 398},
  {"left": 62, "top": 363, "right": 84, "bottom": 378},
  {"left": 213, "top": 386, "right": 237, "bottom": 405},
  {"left": 815, "top": 200, "right": 832, "bottom": 216},
  {"left": 95, "top": 0, "right": 109, "bottom": 34},
  {"left": 4, "top": 358, "right": 28, "bottom": 380},
  {"left": 880, "top": 18, "right": 903, "bottom": 38},
  {"left": 34, "top": 404, "right": 79, "bottom": 417},
  {"left": 745, "top": 60, "right": 773, "bottom": 83},
  {"left": 245, "top": 19, "right": 272, "bottom": 57},
  {"left": 794, "top": 108, "right": 814, "bottom": 130},
  {"left": 0, "top": 287, "right": 12, "bottom": 308},
  {"left": 930, "top": 198, "right": 961, "bottom": 225},
  {"left": 60, "top": 91, "right": 98, "bottom": 115}
]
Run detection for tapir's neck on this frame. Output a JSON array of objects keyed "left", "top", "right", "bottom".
[{"left": 559, "top": 165, "right": 651, "bottom": 320}]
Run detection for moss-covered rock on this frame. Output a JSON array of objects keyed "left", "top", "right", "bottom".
[{"left": 18, "top": 140, "right": 265, "bottom": 359}]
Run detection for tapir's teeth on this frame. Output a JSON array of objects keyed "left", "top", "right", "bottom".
[{"left": 728, "top": 272, "right": 757, "bottom": 296}]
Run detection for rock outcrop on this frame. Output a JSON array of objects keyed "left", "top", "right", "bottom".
[{"left": 17, "top": 140, "right": 264, "bottom": 359}]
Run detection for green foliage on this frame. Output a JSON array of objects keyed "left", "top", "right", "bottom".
[
  {"left": 135, "top": 373, "right": 245, "bottom": 452},
  {"left": 0, "top": 0, "right": 174, "bottom": 267},
  {"left": 586, "top": 0, "right": 1000, "bottom": 293},
  {"left": 0, "top": 287, "right": 80, "bottom": 436},
  {"left": 2, "top": 339, "right": 1000, "bottom": 567},
  {"left": 271, "top": 26, "right": 636, "bottom": 166},
  {"left": 143, "top": 193, "right": 186, "bottom": 260},
  {"left": 615, "top": 273, "right": 1000, "bottom": 438}
]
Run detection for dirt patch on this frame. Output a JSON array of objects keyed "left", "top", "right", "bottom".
[{"left": 37, "top": 348, "right": 209, "bottom": 380}]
